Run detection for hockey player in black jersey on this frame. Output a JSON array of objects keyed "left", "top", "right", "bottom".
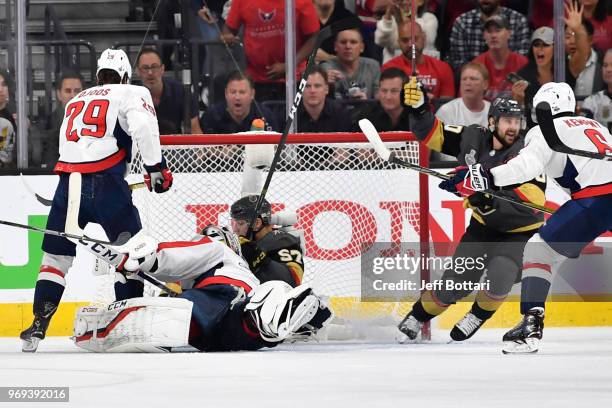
[
  {"left": 230, "top": 195, "right": 305, "bottom": 287},
  {"left": 396, "top": 77, "right": 547, "bottom": 342}
]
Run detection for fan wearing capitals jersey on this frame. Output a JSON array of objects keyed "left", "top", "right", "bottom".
[
  {"left": 450, "top": 82, "right": 612, "bottom": 353},
  {"left": 20, "top": 49, "right": 173, "bottom": 353}
]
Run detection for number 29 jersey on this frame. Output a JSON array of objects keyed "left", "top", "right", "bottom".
[
  {"left": 55, "top": 84, "right": 162, "bottom": 174},
  {"left": 491, "top": 116, "right": 612, "bottom": 199}
]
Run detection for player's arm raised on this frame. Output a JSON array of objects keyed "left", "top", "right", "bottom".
[{"left": 402, "top": 76, "right": 464, "bottom": 157}]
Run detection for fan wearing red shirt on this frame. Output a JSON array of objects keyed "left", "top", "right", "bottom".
[
  {"left": 472, "top": 15, "right": 528, "bottom": 101},
  {"left": 222, "top": 0, "right": 320, "bottom": 101},
  {"left": 382, "top": 20, "right": 455, "bottom": 100}
]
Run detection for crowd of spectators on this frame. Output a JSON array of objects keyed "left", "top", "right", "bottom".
[{"left": 3, "top": 0, "right": 612, "bottom": 171}]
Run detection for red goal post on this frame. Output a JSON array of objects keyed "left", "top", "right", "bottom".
[{"left": 129, "top": 131, "right": 431, "bottom": 336}]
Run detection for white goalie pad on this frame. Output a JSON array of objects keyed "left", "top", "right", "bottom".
[{"left": 73, "top": 297, "right": 193, "bottom": 352}]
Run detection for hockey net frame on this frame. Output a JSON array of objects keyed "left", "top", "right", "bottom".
[{"left": 127, "top": 131, "right": 431, "bottom": 339}]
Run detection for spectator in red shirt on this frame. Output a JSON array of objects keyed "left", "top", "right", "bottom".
[
  {"left": 582, "top": 0, "right": 612, "bottom": 53},
  {"left": 472, "top": 15, "right": 528, "bottom": 101},
  {"left": 221, "top": 0, "right": 320, "bottom": 101},
  {"left": 382, "top": 21, "right": 455, "bottom": 100}
]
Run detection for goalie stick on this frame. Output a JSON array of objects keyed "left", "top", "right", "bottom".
[
  {"left": 358, "top": 119, "right": 556, "bottom": 215},
  {"left": 247, "top": 16, "right": 361, "bottom": 238},
  {"left": 536, "top": 101, "right": 612, "bottom": 161}
]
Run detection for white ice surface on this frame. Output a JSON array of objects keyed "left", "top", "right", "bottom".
[{"left": 1, "top": 328, "right": 611, "bottom": 408}]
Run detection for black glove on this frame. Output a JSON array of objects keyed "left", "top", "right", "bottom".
[
  {"left": 144, "top": 157, "right": 173, "bottom": 193},
  {"left": 468, "top": 192, "right": 494, "bottom": 212},
  {"left": 239, "top": 236, "right": 268, "bottom": 271}
]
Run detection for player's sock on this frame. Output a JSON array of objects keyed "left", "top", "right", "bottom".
[{"left": 519, "top": 276, "right": 550, "bottom": 314}]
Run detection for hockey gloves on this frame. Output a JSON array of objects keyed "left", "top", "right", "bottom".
[
  {"left": 467, "top": 192, "right": 494, "bottom": 212},
  {"left": 439, "top": 164, "right": 492, "bottom": 196},
  {"left": 401, "top": 76, "right": 428, "bottom": 115},
  {"left": 239, "top": 236, "right": 269, "bottom": 272},
  {"left": 144, "top": 157, "right": 173, "bottom": 193}
]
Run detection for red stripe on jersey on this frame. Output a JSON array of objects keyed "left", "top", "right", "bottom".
[
  {"left": 75, "top": 306, "right": 144, "bottom": 342},
  {"left": 157, "top": 236, "right": 213, "bottom": 252},
  {"left": 571, "top": 182, "right": 612, "bottom": 200},
  {"left": 40, "top": 265, "right": 65, "bottom": 277},
  {"left": 54, "top": 148, "right": 126, "bottom": 174},
  {"left": 513, "top": 187, "right": 530, "bottom": 203},
  {"left": 523, "top": 263, "right": 551, "bottom": 273},
  {"left": 194, "top": 276, "right": 252, "bottom": 293}
]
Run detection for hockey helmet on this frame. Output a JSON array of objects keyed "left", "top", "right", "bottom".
[
  {"left": 201, "top": 224, "right": 242, "bottom": 257},
  {"left": 97, "top": 48, "right": 132, "bottom": 83},
  {"left": 532, "top": 82, "right": 576, "bottom": 116},
  {"left": 488, "top": 98, "right": 523, "bottom": 133},
  {"left": 230, "top": 195, "right": 272, "bottom": 225}
]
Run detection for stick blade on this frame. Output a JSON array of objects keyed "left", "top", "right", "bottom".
[{"left": 359, "top": 119, "right": 391, "bottom": 161}]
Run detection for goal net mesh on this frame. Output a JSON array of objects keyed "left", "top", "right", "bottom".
[{"left": 127, "top": 131, "right": 430, "bottom": 334}]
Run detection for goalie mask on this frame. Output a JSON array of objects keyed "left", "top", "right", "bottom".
[
  {"left": 201, "top": 224, "right": 242, "bottom": 257},
  {"left": 245, "top": 281, "right": 333, "bottom": 343}
]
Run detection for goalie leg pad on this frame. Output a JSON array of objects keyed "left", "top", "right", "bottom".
[{"left": 73, "top": 297, "right": 193, "bottom": 352}]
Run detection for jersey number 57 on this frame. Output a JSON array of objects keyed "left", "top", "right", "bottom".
[{"left": 65, "top": 99, "right": 110, "bottom": 142}]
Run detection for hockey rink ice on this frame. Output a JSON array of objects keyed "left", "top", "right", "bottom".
[{"left": 1, "top": 327, "right": 611, "bottom": 408}]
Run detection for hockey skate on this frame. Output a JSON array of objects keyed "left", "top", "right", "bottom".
[
  {"left": 396, "top": 312, "right": 424, "bottom": 343},
  {"left": 450, "top": 312, "right": 484, "bottom": 341},
  {"left": 20, "top": 303, "right": 57, "bottom": 352},
  {"left": 502, "top": 307, "right": 544, "bottom": 354}
]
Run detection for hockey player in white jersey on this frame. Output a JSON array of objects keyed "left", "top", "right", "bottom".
[
  {"left": 73, "top": 226, "right": 333, "bottom": 352},
  {"left": 21, "top": 48, "right": 173, "bottom": 352},
  {"left": 446, "top": 82, "right": 612, "bottom": 353}
]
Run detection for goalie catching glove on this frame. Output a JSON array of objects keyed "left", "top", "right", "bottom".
[
  {"left": 401, "top": 76, "right": 428, "bottom": 114},
  {"left": 144, "top": 157, "right": 173, "bottom": 193}
]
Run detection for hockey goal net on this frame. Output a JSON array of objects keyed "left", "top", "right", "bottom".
[{"left": 127, "top": 131, "right": 430, "bottom": 336}]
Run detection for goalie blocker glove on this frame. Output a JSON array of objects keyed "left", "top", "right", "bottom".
[{"left": 144, "top": 157, "right": 173, "bottom": 193}]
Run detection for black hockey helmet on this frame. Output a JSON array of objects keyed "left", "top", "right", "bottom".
[
  {"left": 230, "top": 195, "right": 272, "bottom": 225},
  {"left": 488, "top": 97, "right": 523, "bottom": 133}
]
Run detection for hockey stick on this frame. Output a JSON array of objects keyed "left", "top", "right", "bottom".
[
  {"left": 246, "top": 17, "right": 360, "bottom": 238},
  {"left": 0, "top": 218, "right": 132, "bottom": 246},
  {"left": 536, "top": 102, "right": 612, "bottom": 161},
  {"left": 359, "top": 119, "right": 555, "bottom": 215},
  {"left": 20, "top": 173, "right": 146, "bottom": 207}
]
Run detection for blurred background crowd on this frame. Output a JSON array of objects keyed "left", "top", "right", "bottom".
[{"left": 0, "top": 0, "right": 611, "bottom": 171}]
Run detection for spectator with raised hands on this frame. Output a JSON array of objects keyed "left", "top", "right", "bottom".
[
  {"left": 566, "top": 19, "right": 604, "bottom": 98},
  {"left": 374, "top": 0, "right": 439, "bottom": 63},
  {"left": 321, "top": 28, "right": 381, "bottom": 100}
]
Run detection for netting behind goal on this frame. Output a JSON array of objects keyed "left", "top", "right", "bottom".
[{"left": 128, "top": 131, "right": 430, "bottom": 333}]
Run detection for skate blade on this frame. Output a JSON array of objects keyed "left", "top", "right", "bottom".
[
  {"left": 21, "top": 337, "right": 40, "bottom": 353},
  {"left": 502, "top": 338, "right": 539, "bottom": 354}
]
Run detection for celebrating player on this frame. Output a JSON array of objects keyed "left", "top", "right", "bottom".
[
  {"left": 396, "top": 77, "right": 546, "bottom": 342},
  {"left": 230, "top": 195, "right": 305, "bottom": 287},
  {"left": 20, "top": 49, "right": 173, "bottom": 352},
  {"left": 74, "top": 225, "right": 332, "bottom": 352},
  {"left": 452, "top": 82, "right": 612, "bottom": 353}
]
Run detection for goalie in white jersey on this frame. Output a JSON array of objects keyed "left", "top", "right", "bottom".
[
  {"left": 73, "top": 226, "right": 333, "bottom": 352},
  {"left": 21, "top": 49, "right": 174, "bottom": 352},
  {"left": 448, "top": 82, "right": 612, "bottom": 353}
]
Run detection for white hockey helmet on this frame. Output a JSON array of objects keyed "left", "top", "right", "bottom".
[
  {"left": 96, "top": 48, "right": 132, "bottom": 83},
  {"left": 532, "top": 82, "right": 576, "bottom": 115},
  {"left": 201, "top": 224, "right": 242, "bottom": 257}
]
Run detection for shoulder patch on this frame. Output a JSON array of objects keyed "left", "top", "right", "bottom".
[{"left": 258, "top": 231, "right": 301, "bottom": 252}]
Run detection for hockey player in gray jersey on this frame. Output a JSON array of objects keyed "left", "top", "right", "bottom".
[
  {"left": 396, "top": 77, "right": 547, "bottom": 342},
  {"left": 73, "top": 225, "right": 332, "bottom": 353},
  {"left": 230, "top": 195, "right": 305, "bottom": 287}
]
